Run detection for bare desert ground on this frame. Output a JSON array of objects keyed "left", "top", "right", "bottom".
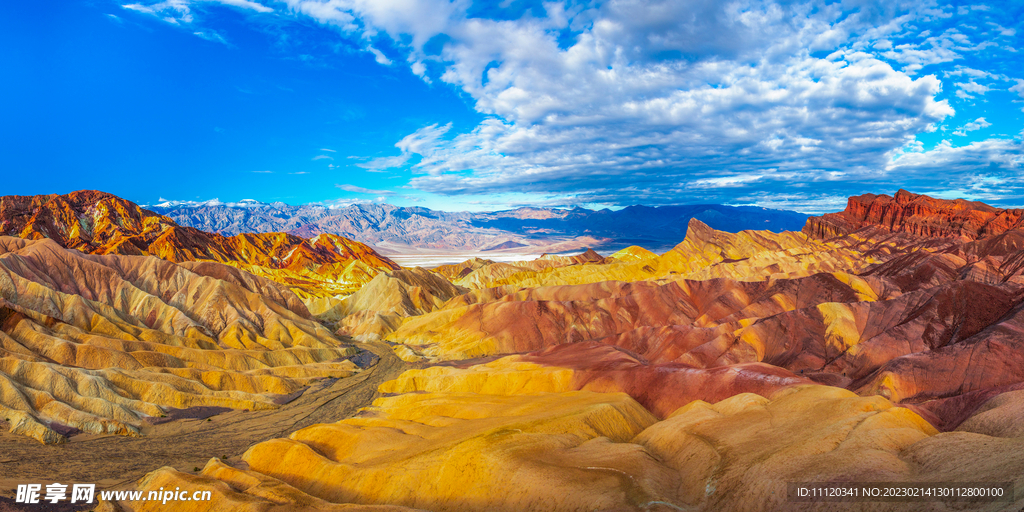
[{"left": 0, "top": 341, "right": 407, "bottom": 508}]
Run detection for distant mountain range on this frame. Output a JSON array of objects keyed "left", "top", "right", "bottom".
[{"left": 148, "top": 200, "right": 810, "bottom": 254}]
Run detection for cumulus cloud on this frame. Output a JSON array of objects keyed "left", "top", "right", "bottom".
[
  {"left": 955, "top": 81, "right": 991, "bottom": 96},
  {"left": 137, "top": 0, "right": 1024, "bottom": 211},
  {"left": 410, "top": 61, "right": 429, "bottom": 81},
  {"left": 885, "top": 136, "right": 1024, "bottom": 201},
  {"left": 303, "top": 0, "right": 984, "bottom": 210},
  {"left": 889, "top": 137, "right": 1020, "bottom": 171},
  {"left": 1012, "top": 79, "right": 1024, "bottom": 98},
  {"left": 953, "top": 117, "right": 992, "bottom": 136},
  {"left": 336, "top": 184, "right": 394, "bottom": 195},
  {"left": 399, "top": 52, "right": 955, "bottom": 207}
]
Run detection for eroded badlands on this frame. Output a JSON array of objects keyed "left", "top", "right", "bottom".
[{"left": 2, "top": 190, "right": 1023, "bottom": 511}]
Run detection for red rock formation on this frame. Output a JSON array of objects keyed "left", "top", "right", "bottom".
[{"left": 804, "top": 189, "right": 1024, "bottom": 240}]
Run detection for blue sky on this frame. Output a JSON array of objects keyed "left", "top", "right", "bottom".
[{"left": 2, "top": 0, "right": 1022, "bottom": 213}]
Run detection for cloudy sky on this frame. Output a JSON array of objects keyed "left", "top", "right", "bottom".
[{"left": 3, "top": 0, "right": 1022, "bottom": 213}]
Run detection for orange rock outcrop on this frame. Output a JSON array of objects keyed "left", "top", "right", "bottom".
[{"left": 0, "top": 191, "right": 399, "bottom": 297}]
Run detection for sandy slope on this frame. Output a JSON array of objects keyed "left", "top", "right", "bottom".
[{"left": 0, "top": 340, "right": 407, "bottom": 502}]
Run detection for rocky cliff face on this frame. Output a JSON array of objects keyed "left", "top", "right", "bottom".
[
  {"left": 1, "top": 190, "right": 180, "bottom": 254},
  {"left": 804, "top": 189, "right": 1024, "bottom": 240}
]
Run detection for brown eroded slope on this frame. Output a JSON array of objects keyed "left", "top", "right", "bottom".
[
  {"left": 0, "top": 236, "right": 367, "bottom": 444},
  {"left": 0, "top": 191, "right": 399, "bottom": 297}
]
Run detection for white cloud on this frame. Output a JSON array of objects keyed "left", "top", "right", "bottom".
[
  {"left": 351, "top": 123, "right": 450, "bottom": 171},
  {"left": 396, "top": 123, "right": 452, "bottom": 154},
  {"left": 411, "top": 61, "right": 428, "bottom": 79},
  {"left": 336, "top": 184, "right": 394, "bottom": 195},
  {"left": 320, "top": 148, "right": 336, "bottom": 152},
  {"left": 1012, "top": 79, "right": 1024, "bottom": 99},
  {"left": 956, "top": 81, "right": 991, "bottom": 94},
  {"left": 291, "top": 2, "right": 967, "bottom": 202},
  {"left": 399, "top": 53, "right": 954, "bottom": 200},
  {"left": 731, "top": 193, "right": 851, "bottom": 214},
  {"left": 355, "top": 154, "right": 409, "bottom": 171},
  {"left": 123, "top": 1, "right": 193, "bottom": 23},
  {"left": 312, "top": 154, "right": 334, "bottom": 160},
  {"left": 137, "top": 0, "right": 1024, "bottom": 210},
  {"left": 280, "top": 0, "right": 463, "bottom": 48},
  {"left": 214, "top": 0, "right": 271, "bottom": 13},
  {"left": 886, "top": 137, "right": 1024, "bottom": 200},
  {"left": 330, "top": 199, "right": 374, "bottom": 208},
  {"left": 367, "top": 45, "right": 392, "bottom": 65},
  {"left": 122, "top": 0, "right": 271, "bottom": 27},
  {"left": 193, "top": 30, "right": 228, "bottom": 44},
  {"left": 953, "top": 117, "right": 992, "bottom": 136},
  {"left": 888, "top": 138, "right": 1019, "bottom": 171},
  {"left": 946, "top": 66, "right": 993, "bottom": 79}
]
